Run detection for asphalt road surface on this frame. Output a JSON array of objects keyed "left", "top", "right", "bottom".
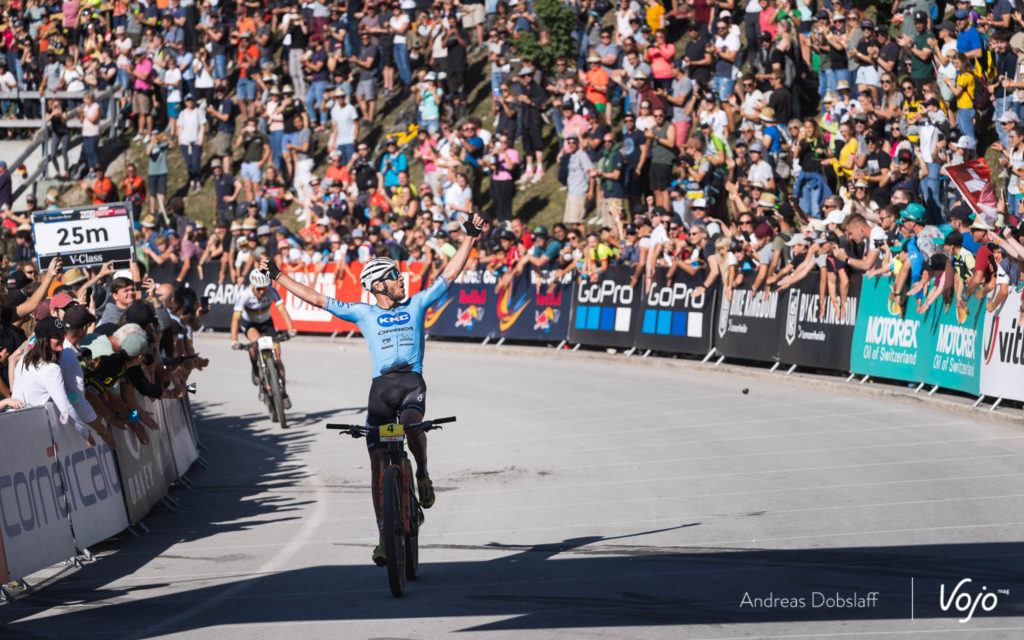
[{"left": 4, "top": 335, "right": 1024, "bottom": 639}]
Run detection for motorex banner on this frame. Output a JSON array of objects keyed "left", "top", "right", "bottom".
[{"left": 850, "top": 276, "right": 984, "bottom": 393}]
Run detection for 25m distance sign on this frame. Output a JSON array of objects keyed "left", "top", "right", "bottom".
[{"left": 32, "top": 204, "right": 135, "bottom": 268}]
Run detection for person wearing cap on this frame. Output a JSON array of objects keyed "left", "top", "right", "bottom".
[
  {"left": 747, "top": 140, "right": 775, "bottom": 192},
  {"left": 177, "top": 92, "right": 205, "bottom": 193},
  {"left": 206, "top": 85, "right": 238, "bottom": 174},
  {"left": 963, "top": 218, "right": 1000, "bottom": 305},
  {"left": 558, "top": 134, "right": 594, "bottom": 225},
  {"left": 130, "top": 47, "right": 155, "bottom": 142},
  {"left": 895, "top": 13, "right": 935, "bottom": 91},
  {"left": 235, "top": 117, "right": 271, "bottom": 203},
  {"left": 328, "top": 89, "right": 360, "bottom": 165},
  {"left": 261, "top": 211, "right": 486, "bottom": 563},
  {"left": 351, "top": 30, "right": 380, "bottom": 123},
  {"left": 56, "top": 305, "right": 117, "bottom": 447},
  {"left": 584, "top": 52, "right": 611, "bottom": 126},
  {"left": 953, "top": 8, "right": 983, "bottom": 61},
  {"left": 13, "top": 317, "right": 97, "bottom": 443},
  {"left": 83, "top": 163, "right": 116, "bottom": 206}
]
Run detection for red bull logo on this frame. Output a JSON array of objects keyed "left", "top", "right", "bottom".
[
  {"left": 456, "top": 305, "right": 483, "bottom": 328},
  {"left": 534, "top": 307, "right": 559, "bottom": 332},
  {"left": 459, "top": 290, "right": 487, "bottom": 305},
  {"left": 536, "top": 291, "right": 562, "bottom": 306}
]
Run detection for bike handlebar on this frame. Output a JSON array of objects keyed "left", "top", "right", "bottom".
[
  {"left": 232, "top": 333, "right": 295, "bottom": 349},
  {"left": 326, "top": 416, "right": 457, "bottom": 438}
]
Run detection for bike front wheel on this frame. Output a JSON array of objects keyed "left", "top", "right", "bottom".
[
  {"left": 382, "top": 465, "right": 407, "bottom": 597},
  {"left": 265, "top": 354, "right": 288, "bottom": 429}
]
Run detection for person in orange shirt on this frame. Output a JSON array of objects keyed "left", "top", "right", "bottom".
[
  {"left": 83, "top": 165, "right": 118, "bottom": 205},
  {"left": 236, "top": 33, "right": 261, "bottom": 119},
  {"left": 324, "top": 149, "right": 350, "bottom": 186},
  {"left": 582, "top": 53, "right": 611, "bottom": 126},
  {"left": 120, "top": 162, "right": 147, "bottom": 218},
  {"left": 233, "top": 4, "right": 257, "bottom": 41}
]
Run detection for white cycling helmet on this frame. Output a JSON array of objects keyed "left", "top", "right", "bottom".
[
  {"left": 360, "top": 257, "right": 400, "bottom": 291},
  {"left": 249, "top": 270, "right": 271, "bottom": 288}
]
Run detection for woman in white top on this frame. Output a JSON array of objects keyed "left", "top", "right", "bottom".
[{"left": 13, "top": 318, "right": 93, "bottom": 443}]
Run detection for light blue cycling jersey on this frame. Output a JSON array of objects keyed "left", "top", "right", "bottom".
[{"left": 324, "top": 274, "right": 450, "bottom": 378}]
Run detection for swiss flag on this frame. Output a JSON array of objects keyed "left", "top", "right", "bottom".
[{"left": 946, "top": 158, "right": 999, "bottom": 225}]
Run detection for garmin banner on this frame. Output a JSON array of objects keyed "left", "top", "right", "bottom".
[
  {"left": 424, "top": 269, "right": 497, "bottom": 339},
  {"left": 849, "top": 277, "right": 985, "bottom": 393},
  {"left": 714, "top": 273, "right": 783, "bottom": 363},
  {"left": 0, "top": 407, "right": 77, "bottom": 580},
  {"left": 634, "top": 267, "right": 715, "bottom": 355},
  {"left": 45, "top": 406, "right": 129, "bottom": 550},
  {"left": 776, "top": 273, "right": 861, "bottom": 371},
  {"left": 980, "top": 290, "right": 1024, "bottom": 402},
  {"left": 568, "top": 266, "right": 639, "bottom": 349},
  {"left": 495, "top": 270, "right": 573, "bottom": 342}
]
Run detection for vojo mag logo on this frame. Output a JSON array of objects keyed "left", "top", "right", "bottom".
[
  {"left": 785, "top": 289, "right": 800, "bottom": 345},
  {"left": 377, "top": 311, "right": 411, "bottom": 327}
]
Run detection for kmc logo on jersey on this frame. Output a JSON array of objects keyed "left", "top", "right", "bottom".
[{"left": 377, "top": 311, "right": 411, "bottom": 327}]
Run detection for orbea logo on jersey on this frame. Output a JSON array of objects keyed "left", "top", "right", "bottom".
[{"left": 377, "top": 312, "right": 411, "bottom": 327}]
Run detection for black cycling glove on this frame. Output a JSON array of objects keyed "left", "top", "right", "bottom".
[
  {"left": 266, "top": 259, "right": 282, "bottom": 281},
  {"left": 463, "top": 216, "right": 482, "bottom": 238}
]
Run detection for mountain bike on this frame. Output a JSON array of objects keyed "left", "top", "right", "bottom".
[
  {"left": 233, "top": 333, "right": 292, "bottom": 428},
  {"left": 326, "top": 415, "right": 456, "bottom": 597}
]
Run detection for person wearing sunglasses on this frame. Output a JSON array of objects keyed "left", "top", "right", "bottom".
[{"left": 259, "top": 212, "right": 486, "bottom": 567}]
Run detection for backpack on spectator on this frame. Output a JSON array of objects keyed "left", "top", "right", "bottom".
[{"left": 969, "top": 70, "right": 992, "bottom": 112}]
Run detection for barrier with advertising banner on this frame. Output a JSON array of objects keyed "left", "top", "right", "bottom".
[
  {"left": 423, "top": 269, "right": 497, "bottom": 339},
  {"left": 850, "top": 276, "right": 986, "bottom": 394},
  {"left": 45, "top": 406, "right": 129, "bottom": 551},
  {"left": 110, "top": 406, "right": 175, "bottom": 525},
  {"left": 634, "top": 267, "right": 715, "bottom": 355},
  {"left": 0, "top": 407, "right": 77, "bottom": 581},
  {"left": 776, "top": 273, "right": 861, "bottom": 371},
  {"left": 714, "top": 273, "right": 783, "bottom": 363},
  {"left": 159, "top": 398, "right": 199, "bottom": 477},
  {"left": 182, "top": 262, "right": 425, "bottom": 334},
  {"left": 495, "top": 270, "right": 573, "bottom": 342},
  {"left": 980, "top": 290, "right": 1024, "bottom": 402},
  {"left": 568, "top": 266, "right": 639, "bottom": 349}
]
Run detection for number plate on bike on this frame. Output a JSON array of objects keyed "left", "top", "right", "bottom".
[
  {"left": 257, "top": 336, "right": 274, "bottom": 350},
  {"left": 378, "top": 423, "right": 405, "bottom": 442}
]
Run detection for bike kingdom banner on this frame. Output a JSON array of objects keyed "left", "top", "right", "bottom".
[
  {"left": 713, "top": 272, "right": 783, "bottom": 363},
  {"left": 775, "top": 272, "right": 861, "bottom": 372}
]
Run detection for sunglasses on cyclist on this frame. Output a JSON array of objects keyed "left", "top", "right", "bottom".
[{"left": 381, "top": 269, "right": 401, "bottom": 282}]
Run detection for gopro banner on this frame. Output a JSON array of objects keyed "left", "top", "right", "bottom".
[
  {"left": 45, "top": 406, "right": 129, "bottom": 551},
  {"left": 634, "top": 267, "right": 715, "bottom": 355},
  {"left": 980, "top": 290, "right": 1024, "bottom": 402},
  {"left": 424, "top": 269, "right": 497, "bottom": 339},
  {"left": 568, "top": 266, "right": 640, "bottom": 349},
  {"left": 776, "top": 273, "right": 861, "bottom": 372},
  {"left": 0, "top": 407, "right": 77, "bottom": 580},
  {"left": 714, "top": 273, "right": 783, "bottom": 363},
  {"left": 849, "top": 277, "right": 985, "bottom": 393},
  {"left": 495, "top": 270, "right": 573, "bottom": 342}
]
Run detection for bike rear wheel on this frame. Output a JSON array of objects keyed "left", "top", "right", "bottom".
[
  {"left": 382, "top": 465, "right": 407, "bottom": 597},
  {"left": 264, "top": 354, "right": 288, "bottom": 428}
]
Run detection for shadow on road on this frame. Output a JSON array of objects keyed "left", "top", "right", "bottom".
[{"left": 4, "top": 530, "right": 1023, "bottom": 636}]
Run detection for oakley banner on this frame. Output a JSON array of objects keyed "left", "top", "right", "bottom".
[
  {"left": 160, "top": 398, "right": 199, "bottom": 479},
  {"left": 634, "top": 267, "right": 715, "bottom": 355},
  {"left": 110, "top": 406, "right": 174, "bottom": 525},
  {"left": 45, "top": 405, "right": 129, "bottom": 550},
  {"left": 776, "top": 273, "right": 861, "bottom": 372},
  {"left": 0, "top": 406, "right": 77, "bottom": 580},
  {"left": 495, "top": 270, "right": 573, "bottom": 342},
  {"left": 568, "top": 266, "right": 640, "bottom": 349},
  {"left": 714, "top": 272, "right": 783, "bottom": 363},
  {"left": 424, "top": 269, "right": 497, "bottom": 339}
]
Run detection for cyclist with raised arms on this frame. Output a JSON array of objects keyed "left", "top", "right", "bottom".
[
  {"left": 231, "top": 270, "right": 298, "bottom": 407},
  {"left": 258, "top": 213, "right": 484, "bottom": 565}
]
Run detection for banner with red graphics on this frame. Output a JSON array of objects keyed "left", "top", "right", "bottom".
[
  {"left": 946, "top": 158, "right": 999, "bottom": 225},
  {"left": 270, "top": 262, "right": 425, "bottom": 334},
  {"left": 494, "top": 269, "right": 573, "bottom": 342},
  {"left": 980, "top": 288, "right": 1024, "bottom": 402},
  {"left": 423, "top": 269, "right": 497, "bottom": 339}
]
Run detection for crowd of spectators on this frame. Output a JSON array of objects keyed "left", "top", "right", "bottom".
[
  {"left": 0, "top": 255, "right": 207, "bottom": 449},
  {"left": 3, "top": 0, "right": 1024, "bottom": 332}
]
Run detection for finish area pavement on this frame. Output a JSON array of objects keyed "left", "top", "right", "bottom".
[{"left": 4, "top": 335, "right": 1024, "bottom": 639}]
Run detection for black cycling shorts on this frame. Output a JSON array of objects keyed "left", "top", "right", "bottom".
[
  {"left": 365, "top": 369, "right": 427, "bottom": 451},
  {"left": 240, "top": 319, "right": 277, "bottom": 337}
]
